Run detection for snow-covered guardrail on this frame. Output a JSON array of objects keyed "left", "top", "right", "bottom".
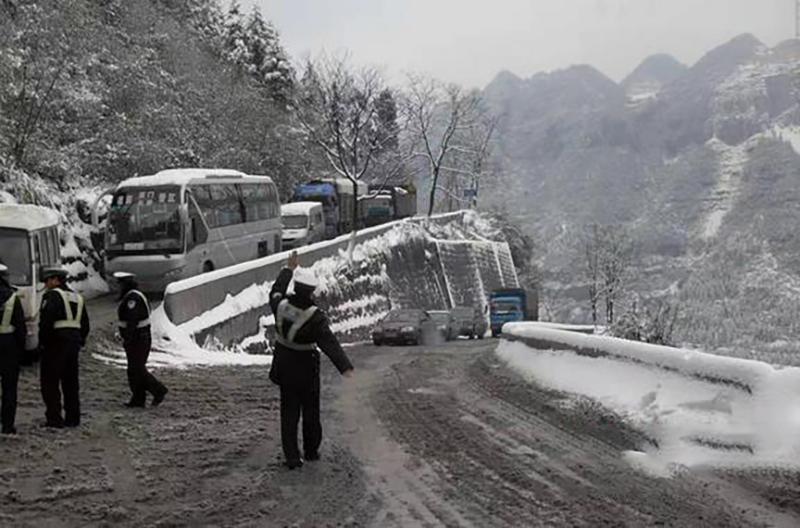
[
  {"left": 501, "top": 322, "right": 776, "bottom": 394},
  {"left": 498, "top": 322, "right": 800, "bottom": 474},
  {"left": 163, "top": 211, "right": 466, "bottom": 326}
]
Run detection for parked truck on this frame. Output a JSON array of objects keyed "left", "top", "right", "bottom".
[
  {"left": 489, "top": 288, "right": 534, "bottom": 337},
  {"left": 292, "top": 178, "right": 368, "bottom": 238},
  {"left": 361, "top": 184, "right": 418, "bottom": 227}
]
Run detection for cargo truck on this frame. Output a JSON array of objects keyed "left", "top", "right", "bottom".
[{"left": 489, "top": 288, "right": 533, "bottom": 337}]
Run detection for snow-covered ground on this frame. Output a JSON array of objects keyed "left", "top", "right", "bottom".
[
  {"left": 498, "top": 324, "right": 800, "bottom": 478},
  {"left": 770, "top": 124, "right": 800, "bottom": 155}
]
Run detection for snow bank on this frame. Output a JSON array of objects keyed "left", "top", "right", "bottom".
[
  {"left": 503, "top": 322, "right": 775, "bottom": 393},
  {"left": 147, "top": 304, "right": 270, "bottom": 367},
  {"left": 497, "top": 327, "right": 800, "bottom": 476}
]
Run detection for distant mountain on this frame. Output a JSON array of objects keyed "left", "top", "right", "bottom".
[
  {"left": 482, "top": 34, "right": 800, "bottom": 361},
  {"left": 621, "top": 54, "right": 687, "bottom": 106}
]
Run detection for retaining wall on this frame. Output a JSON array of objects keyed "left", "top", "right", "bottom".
[{"left": 160, "top": 211, "right": 520, "bottom": 350}]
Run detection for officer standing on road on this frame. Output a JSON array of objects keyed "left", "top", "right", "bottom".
[
  {"left": 269, "top": 251, "right": 354, "bottom": 469},
  {"left": 0, "top": 264, "right": 25, "bottom": 435},
  {"left": 114, "top": 271, "right": 168, "bottom": 408},
  {"left": 38, "top": 267, "right": 89, "bottom": 428}
]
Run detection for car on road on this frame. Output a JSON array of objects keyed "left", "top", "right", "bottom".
[
  {"left": 427, "top": 310, "right": 458, "bottom": 341},
  {"left": 372, "top": 309, "right": 433, "bottom": 346},
  {"left": 450, "top": 305, "right": 488, "bottom": 339}
]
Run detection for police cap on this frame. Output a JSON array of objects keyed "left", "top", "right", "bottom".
[
  {"left": 112, "top": 271, "right": 136, "bottom": 282},
  {"left": 293, "top": 267, "right": 319, "bottom": 289},
  {"left": 40, "top": 266, "right": 68, "bottom": 282}
]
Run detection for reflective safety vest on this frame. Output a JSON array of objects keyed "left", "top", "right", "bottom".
[
  {"left": 0, "top": 293, "right": 17, "bottom": 335},
  {"left": 118, "top": 290, "right": 151, "bottom": 329},
  {"left": 52, "top": 288, "right": 85, "bottom": 330},
  {"left": 275, "top": 299, "right": 318, "bottom": 351}
]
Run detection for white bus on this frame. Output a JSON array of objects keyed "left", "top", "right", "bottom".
[
  {"left": 103, "top": 169, "right": 282, "bottom": 293},
  {"left": 0, "top": 203, "right": 61, "bottom": 351}
]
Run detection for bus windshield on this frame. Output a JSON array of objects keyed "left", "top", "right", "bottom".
[
  {"left": 107, "top": 186, "right": 183, "bottom": 253},
  {"left": 0, "top": 228, "right": 31, "bottom": 285},
  {"left": 282, "top": 215, "right": 308, "bottom": 229}
]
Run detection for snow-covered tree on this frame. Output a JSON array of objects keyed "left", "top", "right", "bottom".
[
  {"left": 221, "top": 3, "right": 294, "bottom": 103},
  {"left": 583, "top": 223, "right": 633, "bottom": 325}
]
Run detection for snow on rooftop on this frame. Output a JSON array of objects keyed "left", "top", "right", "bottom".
[
  {"left": 281, "top": 201, "right": 321, "bottom": 216},
  {"left": 0, "top": 203, "right": 60, "bottom": 230},
  {"left": 117, "top": 168, "right": 255, "bottom": 189}
]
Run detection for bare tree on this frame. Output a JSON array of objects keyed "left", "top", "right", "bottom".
[
  {"left": 405, "top": 75, "right": 486, "bottom": 216},
  {"left": 583, "top": 223, "right": 633, "bottom": 325},
  {"left": 583, "top": 224, "right": 602, "bottom": 326},
  {"left": 293, "top": 54, "right": 406, "bottom": 259}
]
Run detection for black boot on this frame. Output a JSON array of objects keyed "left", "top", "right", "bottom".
[{"left": 284, "top": 458, "right": 303, "bottom": 470}]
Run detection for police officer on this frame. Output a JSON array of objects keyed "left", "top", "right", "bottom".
[
  {"left": 114, "top": 271, "right": 167, "bottom": 408},
  {"left": 38, "top": 266, "right": 89, "bottom": 428},
  {"left": 269, "top": 251, "right": 354, "bottom": 469},
  {"left": 0, "top": 264, "right": 25, "bottom": 434}
]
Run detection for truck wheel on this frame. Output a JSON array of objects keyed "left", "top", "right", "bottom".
[
  {"left": 202, "top": 261, "right": 215, "bottom": 273},
  {"left": 373, "top": 338, "right": 382, "bottom": 346},
  {"left": 491, "top": 329, "right": 499, "bottom": 338}
]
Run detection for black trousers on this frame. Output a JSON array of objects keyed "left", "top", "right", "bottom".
[
  {"left": 40, "top": 342, "right": 80, "bottom": 426},
  {"left": 124, "top": 336, "right": 166, "bottom": 405},
  {"left": 280, "top": 384, "right": 322, "bottom": 462},
  {"left": 0, "top": 353, "right": 19, "bottom": 431}
]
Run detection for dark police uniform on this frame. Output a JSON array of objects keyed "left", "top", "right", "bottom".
[
  {"left": 117, "top": 284, "right": 167, "bottom": 407},
  {"left": 0, "top": 274, "right": 25, "bottom": 434},
  {"left": 268, "top": 267, "right": 353, "bottom": 466},
  {"left": 39, "top": 280, "right": 89, "bottom": 427}
]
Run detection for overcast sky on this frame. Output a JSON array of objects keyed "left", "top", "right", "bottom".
[{"left": 238, "top": 0, "right": 791, "bottom": 88}]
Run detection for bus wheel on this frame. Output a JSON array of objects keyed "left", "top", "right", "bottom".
[{"left": 203, "top": 261, "right": 215, "bottom": 273}]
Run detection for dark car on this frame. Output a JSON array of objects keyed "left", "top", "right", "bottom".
[
  {"left": 450, "top": 306, "right": 488, "bottom": 339},
  {"left": 427, "top": 310, "right": 458, "bottom": 341},
  {"left": 372, "top": 309, "right": 432, "bottom": 346}
]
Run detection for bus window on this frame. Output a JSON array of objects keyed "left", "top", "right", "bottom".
[
  {"left": 267, "top": 184, "right": 278, "bottom": 218},
  {"left": 191, "top": 186, "right": 218, "bottom": 228},
  {"left": 33, "top": 231, "right": 42, "bottom": 267},
  {"left": 43, "top": 228, "right": 56, "bottom": 264},
  {"left": 187, "top": 196, "right": 208, "bottom": 247},
  {"left": 241, "top": 184, "right": 260, "bottom": 223},
  {"left": 0, "top": 228, "right": 32, "bottom": 285},
  {"left": 254, "top": 185, "right": 270, "bottom": 220},
  {"left": 210, "top": 184, "right": 243, "bottom": 227},
  {"left": 107, "top": 186, "right": 183, "bottom": 253}
]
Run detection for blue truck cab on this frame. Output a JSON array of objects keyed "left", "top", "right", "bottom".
[
  {"left": 489, "top": 288, "right": 529, "bottom": 337},
  {"left": 292, "top": 181, "right": 339, "bottom": 239}
]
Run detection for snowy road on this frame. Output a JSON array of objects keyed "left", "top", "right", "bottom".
[{"left": 2, "top": 328, "right": 800, "bottom": 526}]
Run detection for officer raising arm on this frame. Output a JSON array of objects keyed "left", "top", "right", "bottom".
[
  {"left": 0, "top": 264, "right": 25, "bottom": 435},
  {"left": 38, "top": 267, "right": 89, "bottom": 428},
  {"left": 114, "top": 272, "right": 168, "bottom": 408},
  {"left": 268, "top": 251, "right": 354, "bottom": 470}
]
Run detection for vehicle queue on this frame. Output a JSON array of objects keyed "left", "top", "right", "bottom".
[{"left": 0, "top": 168, "right": 526, "bottom": 441}]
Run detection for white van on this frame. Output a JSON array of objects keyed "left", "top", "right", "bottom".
[
  {"left": 0, "top": 203, "right": 61, "bottom": 351},
  {"left": 281, "top": 202, "right": 326, "bottom": 249}
]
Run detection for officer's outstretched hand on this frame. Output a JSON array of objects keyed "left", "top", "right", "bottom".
[
  {"left": 288, "top": 251, "right": 299, "bottom": 270},
  {"left": 343, "top": 368, "right": 354, "bottom": 379}
]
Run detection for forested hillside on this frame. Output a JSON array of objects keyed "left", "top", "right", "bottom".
[{"left": 0, "top": 0, "right": 304, "bottom": 196}]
